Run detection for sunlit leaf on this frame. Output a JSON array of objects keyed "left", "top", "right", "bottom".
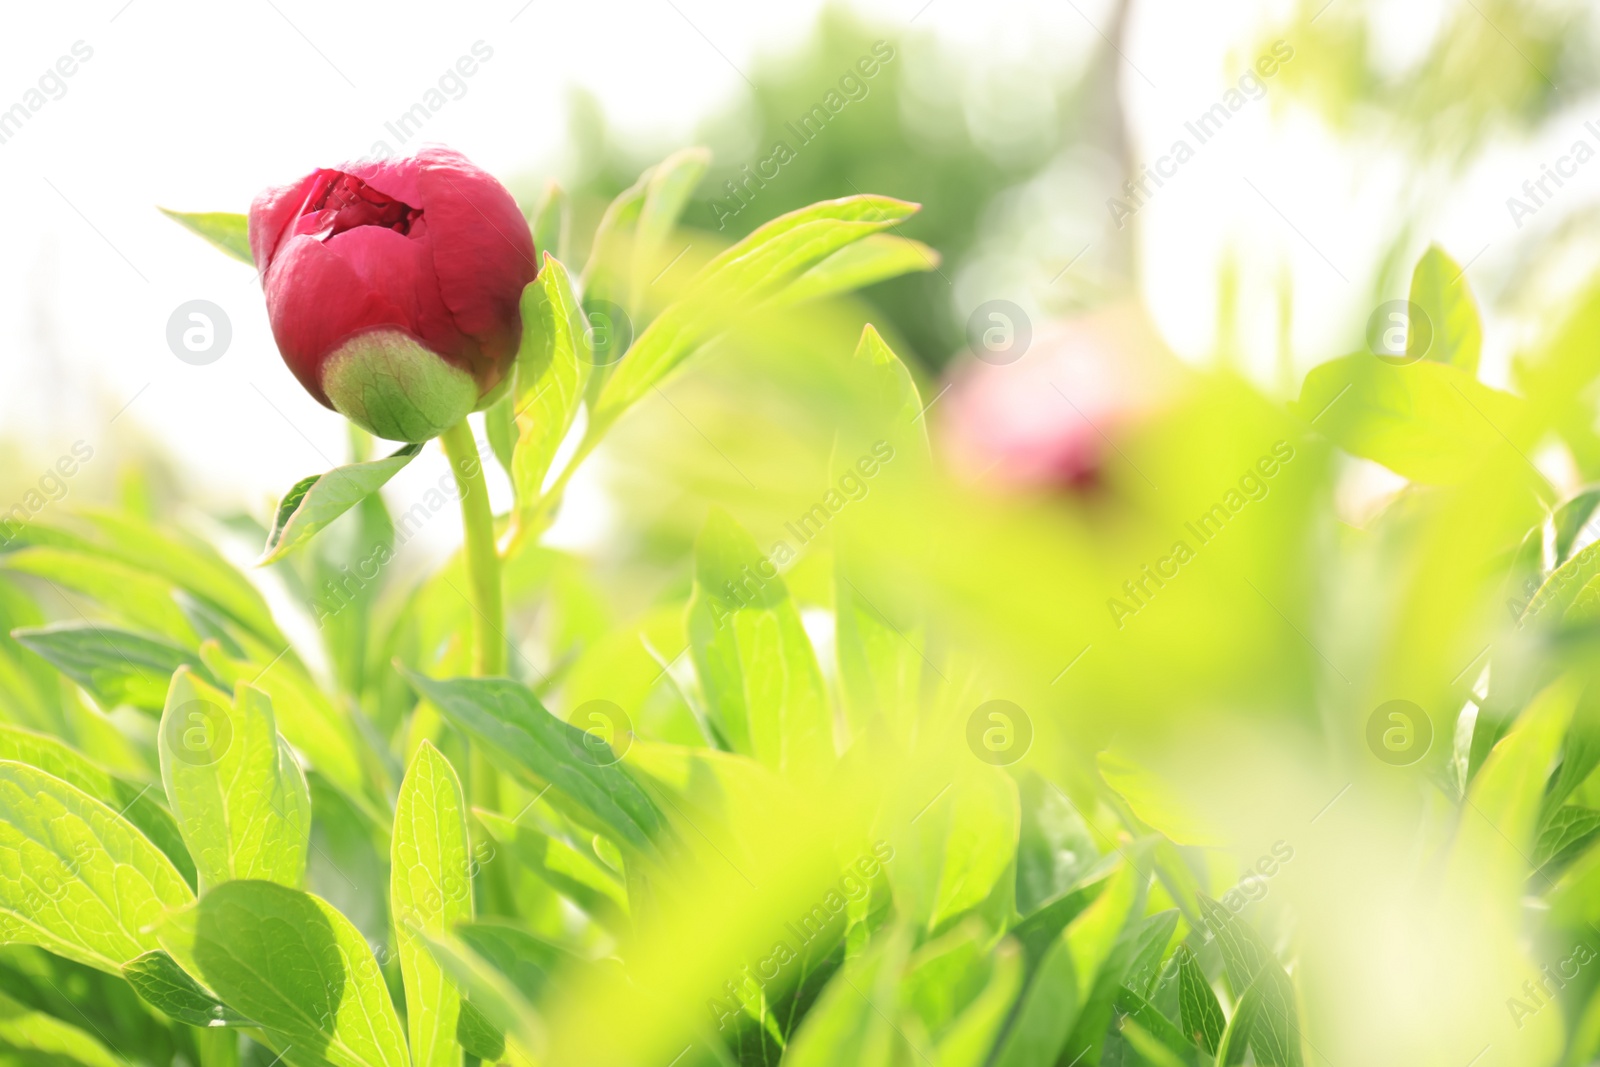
[
  {"left": 158, "top": 880, "right": 408, "bottom": 1067},
  {"left": 158, "top": 208, "right": 253, "bottom": 265},
  {"left": 0, "top": 761, "right": 193, "bottom": 973},
  {"left": 391, "top": 741, "right": 472, "bottom": 1067},
  {"left": 259, "top": 443, "right": 423, "bottom": 565}
]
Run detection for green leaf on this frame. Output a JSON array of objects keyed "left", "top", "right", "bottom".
[
  {"left": 926, "top": 766, "right": 1019, "bottom": 931},
  {"left": 1292, "top": 354, "right": 1532, "bottom": 485},
  {"left": 510, "top": 256, "right": 591, "bottom": 517},
  {"left": 687, "top": 509, "right": 831, "bottom": 776},
  {"left": 993, "top": 857, "right": 1141, "bottom": 1067},
  {"left": 10, "top": 623, "right": 210, "bottom": 714},
  {"left": 529, "top": 179, "right": 569, "bottom": 265},
  {"left": 1408, "top": 244, "right": 1482, "bottom": 374},
  {"left": 1124, "top": 909, "right": 1180, "bottom": 997},
  {"left": 0, "top": 547, "right": 198, "bottom": 644},
  {"left": 455, "top": 921, "right": 578, "bottom": 1002},
  {"left": 122, "top": 949, "right": 250, "bottom": 1028},
  {"left": 1114, "top": 984, "right": 1200, "bottom": 1065},
  {"left": 74, "top": 509, "right": 289, "bottom": 650},
  {"left": 1450, "top": 677, "right": 1575, "bottom": 888},
  {"left": 158, "top": 669, "right": 309, "bottom": 891},
  {"left": 1536, "top": 805, "right": 1600, "bottom": 868},
  {"left": 482, "top": 390, "right": 517, "bottom": 484},
  {"left": 0, "top": 760, "right": 193, "bottom": 973},
  {"left": 402, "top": 670, "right": 665, "bottom": 854},
  {"left": 157, "top": 880, "right": 408, "bottom": 1067},
  {"left": 1175, "top": 944, "right": 1224, "bottom": 1055},
  {"left": 455, "top": 999, "right": 504, "bottom": 1063},
  {"left": 1196, "top": 897, "right": 1302, "bottom": 1067},
  {"left": 629, "top": 146, "right": 711, "bottom": 312},
  {"left": 198, "top": 643, "right": 375, "bottom": 816},
  {"left": 259, "top": 443, "right": 423, "bottom": 565},
  {"left": 474, "top": 808, "right": 627, "bottom": 927},
  {"left": 580, "top": 171, "right": 650, "bottom": 311},
  {"left": 159, "top": 208, "right": 253, "bottom": 266},
  {"left": 591, "top": 195, "right": 920, "bottom": 431},
  {"left": 0, "top": 986, "right": 125, "bottom": 1067},
  {"left": 1118, "top": 1014, "right": 1195, "bottom": 1067},
  {"left": 391, "top": 741, "right": 472, "bottom": 1067},
  {"left": 782, "top": 925, "right": 915, "bottom": 1067},
  {"left": 1523, "top": 541, "right": 1600, "bottom": 626},
  {"left": 0, "top": 723, "right": 194, "bottom": 887},
  {"left": 769, "top": 235, "right": 940, "bottom": 310},
  {"left": 413, "top": 927, "right": 543, "bottom": 1062}
]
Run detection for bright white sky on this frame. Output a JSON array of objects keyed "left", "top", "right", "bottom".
[{"left": 1, "top": 0, "right": 1592, "bottom": 522}]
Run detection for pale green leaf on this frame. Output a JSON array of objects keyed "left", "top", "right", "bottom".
[
  {"left": 0, "top": 723, "right": 194, "bottom": 887},
  {"left": 1292, "top": 354, "right": 1533, "bottom": 485},
  {"left": 159, "top": 208, "right": 253, "bottom": 265},
  {"left": 0, "top": 547, "right": 197, "bottom": 644},
  {"left": 769, "top": 235, "right": 940, "bottom": 310},
  {"left": 993, "top": 858, "right": 1140, "bottom": 1067},
  {"left": 629, "top": 146, "right": 711, "bottom": 313},
  {"left": 157, "top": 880, "right": 408, "bottom": 1067},
  {"left": 474, "top": 808, "right": 627, "bottom": 928},
  {"left": 259, "top": 444, "right": 423, "bottom": 565},
  {"left": 391, "top": 741, "right": 472, "bottom": 1067},
  {"left": 529, "top": 180, "right": 569, "bottom": 265},
  {"left": 1408, "top": 244, "right": 1482, "bottom": 374},
  {"left": 0, "top": 760, "right": 193, "bottom": 973},
  {"left": 592, "top": 195, "right": 919, "bottom": 430},
  {"left": 159, "top": 669, "right": 309, "bottom": 891},
  {"left": 0, "top": 986, "right": 125, "bottom": 1067},
  {"left": 687, "top": 509, "right": 831, "bottom": 777},
  {"left": 510, "top": 256, "right": 591, "bottom": 515}
]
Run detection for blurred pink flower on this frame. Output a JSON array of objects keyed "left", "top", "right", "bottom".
[{"left": 940, "top": 303, "right": 1179, "bottom": 490}]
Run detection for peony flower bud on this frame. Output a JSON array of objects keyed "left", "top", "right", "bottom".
[
  {"left": 941, "top": 303, "right": 1179, "bottom": 491},
  {"left": 248, "top": 147, "right": 537, "bottom": 443}
]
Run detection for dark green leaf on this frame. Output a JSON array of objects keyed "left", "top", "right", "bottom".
[
  {"left": 1174, "top": 944, "right": 1224, "bottom": 1055},
  {"left": 402, "top": 670, "right": 665, "bottom": 853},
  {"left": 122, "top": 949, "right": 249, "bottom": 1028},
  {"left": 11, "top": 623, "right": 210, "bottom": 714}
]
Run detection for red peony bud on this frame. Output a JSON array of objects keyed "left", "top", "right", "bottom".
[{"left": 249, "top": 147, "right": 537, "bottom": 442}]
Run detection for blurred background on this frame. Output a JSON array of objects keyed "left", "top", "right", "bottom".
[{"left": 7, "top": 0, "right": 1600, "bottom": 527}]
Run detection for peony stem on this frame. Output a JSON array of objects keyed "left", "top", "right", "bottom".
[
  {"left": 440, "top": 419, "right": 506, "bottom": 677},
  {"left": 440, "top": 420, "right": 505, "bottom": 813}
]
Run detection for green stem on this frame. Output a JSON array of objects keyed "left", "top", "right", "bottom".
[
  {"left": 195, "top": 1028, "right": 239, "bottom": 1067},
  {"left": 439, "top": 420, "right": 504, "bottom": 814},
  {"left": 440, "top": 420, "right": 505, "bottom": 677}
]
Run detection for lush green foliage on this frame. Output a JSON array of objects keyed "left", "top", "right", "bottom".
[{"left": 6, "top": 142, "right": 1600, "bottom": 1067}]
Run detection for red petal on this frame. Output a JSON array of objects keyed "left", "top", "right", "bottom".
[{"left": 263, "top": 235, "right": 417, "bottom": 407}]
